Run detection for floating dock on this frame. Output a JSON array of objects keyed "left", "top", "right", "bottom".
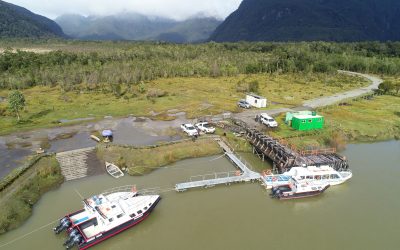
[{"left": 175, "top": 138, "right": 261, "bottom": 192}]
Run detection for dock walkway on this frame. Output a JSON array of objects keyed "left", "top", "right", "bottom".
[{"left": 175, "top": 138, "right": 261, "bottom": 192}]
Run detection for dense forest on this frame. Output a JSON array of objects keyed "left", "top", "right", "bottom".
[
  {"left": 0, "top": 1, "right": 64, "bottom": 38},
  {"left": 211, "top": 0, "right": 400, "bottom": 42},
  {"left": 0, "top": 41, "right": 399, "bottom": 90}
]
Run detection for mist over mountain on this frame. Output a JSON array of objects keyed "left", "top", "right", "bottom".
[
  {"left": 55, "top": 13, "right": 221, "bottom": 43},
  {"left": 210, "top": 0, "right": 400, "bottom": 42},
  {"left": 0, "top": 0, "right": 64, "bottom": 38}
]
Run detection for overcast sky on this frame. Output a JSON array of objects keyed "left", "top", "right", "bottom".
[{"left": 6, "top": 0, "right": 242, "bottom": 20}]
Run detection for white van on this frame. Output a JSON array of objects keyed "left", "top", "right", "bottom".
[{"left": 259, "top": 113, "right": 278, "bottom": 128}]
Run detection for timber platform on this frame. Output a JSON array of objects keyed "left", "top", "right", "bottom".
[{"left": 233, "top": 119, "right": 349, "bottom": 173}]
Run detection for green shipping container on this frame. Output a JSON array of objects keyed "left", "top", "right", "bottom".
[{"left": 291, "top": 114, "right": 324, "bottom": 131}]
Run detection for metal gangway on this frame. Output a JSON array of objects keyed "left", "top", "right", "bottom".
[{"left": 175, "top": 139, "right": 261, "bottom": 192}]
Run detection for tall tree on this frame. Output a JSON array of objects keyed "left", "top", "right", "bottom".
[{"left": 8, "top": 90, "right": 25, "bottom": 120}]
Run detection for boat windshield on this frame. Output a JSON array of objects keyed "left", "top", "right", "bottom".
[{"left": 265, "top": 175, "right": 291, "bottom": 182}]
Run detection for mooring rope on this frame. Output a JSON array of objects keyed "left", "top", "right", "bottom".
[
  {"left": 0, "top": 154, "right": 228, "bottom": 247},
  {"left": 0, "top": 218, "right": 60, "bottom": 249},
  {"left": 0, "top": 186, "right": 177, "bottom": 248}
]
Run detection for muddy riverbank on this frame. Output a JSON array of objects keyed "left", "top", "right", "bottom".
[{"left": 0, "top": 115, "right": 190, "bottom": 178}]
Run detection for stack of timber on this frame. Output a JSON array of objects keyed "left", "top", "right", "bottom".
[{"left": 232, "top": 119, "right": 349, "bottom": 173}]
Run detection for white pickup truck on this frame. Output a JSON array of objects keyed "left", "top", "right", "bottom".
[
  {"left": 180, "top": 124, "right": 199, "bottom": 136},
  {"left": 195, "top": 122, "right": 216, "bottom": 134},
  {"left": 259, "top": 113, "right": 278, "bottom": 128}
]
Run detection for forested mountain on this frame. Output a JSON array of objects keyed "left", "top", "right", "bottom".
[
  {"left": 55, "top": 13, "right": 221, "bottom": 43},
  {"left": 210, "top": 0, "right": 400, "bottom": 42},
  {"left": 0, "top": 0, "right": 64, "bottom": 38}
]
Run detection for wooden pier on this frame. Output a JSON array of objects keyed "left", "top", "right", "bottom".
[{"left": 233, "top": 119, "right": 349, "bottom": 173}]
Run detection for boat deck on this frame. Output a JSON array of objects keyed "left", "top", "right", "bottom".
[
  {"left": 82, "top": 224, "right": 102, "bottom": 239},
  {"left": 70, "top": 210, "right": 92, "bottom": 225}
]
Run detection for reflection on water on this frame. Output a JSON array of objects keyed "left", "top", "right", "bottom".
[
  {"left": 49, "top": 132, "right": 96, "bottom": 153},
  {"left": 0, "top": 141, "right": 399, "bottom": 250},
  {"left": 0, "top": 140, "right": 31, "bottom": 178},
  {"left": 112, "top": 118, "right": 181, "bottom": 146}
]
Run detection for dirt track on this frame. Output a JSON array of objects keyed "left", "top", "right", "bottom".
[{"left": 233, "top": 71, "right": 383, "bottom": 126}]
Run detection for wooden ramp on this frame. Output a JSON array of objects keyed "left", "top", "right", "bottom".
[{"left": 56, "top": 147, "right": 95, "bottom": 181}]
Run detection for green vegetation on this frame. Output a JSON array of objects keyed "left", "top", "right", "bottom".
[
  {"left": 0, "top": 1, "right": 64, "bottom": 38},
  {"left": 377, "top": 80, "right": 400, "bottom": 95},
  {"left": 96, "top": 138, "right": 222, "bottom": 176},
  {"left": 0, "top": 73, "right": 367, "bottom": 135},
  {"left": 269, "top": 95, "right": 400, "bottom": 150},
  {"left": 0, "top": 155, "right": 63, "bottom": 234},
  {"left": 7, "top": 90, "right": 25, "bottom": 120},
  {"left": 0, "top": 41, "right": 400, "bottom": 91}
]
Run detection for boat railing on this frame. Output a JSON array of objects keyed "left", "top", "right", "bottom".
[
  {"left": 137, "top": 187, "right": 162, "bottom": 196},
  {"left": 102, "top": 185, "right": 137, "bottom": 196},
  {"left": 102, "top": 185, "right": 162, "bottom": 197},
  {"left": 189, "top": 171, "right": 240, "bottom": 182}
]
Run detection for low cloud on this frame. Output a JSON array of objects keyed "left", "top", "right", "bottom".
[{"left": 7, "top": 0, "right": 242, "bottom": 20}]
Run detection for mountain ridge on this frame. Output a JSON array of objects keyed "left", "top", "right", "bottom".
[
  {"left": 0, "top": 0, "right": 65, "bottom": 38},
  {"left": 210, "top": 0, "right": 400, "bottom": 42},
  {"left": 56, "top": 13, "right": 221, "bottom": 43}
]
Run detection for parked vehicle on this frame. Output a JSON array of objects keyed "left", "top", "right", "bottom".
[
  {"left": 259, "top": 113, "right": 278, "bottom": 127},
  {"left": 237, "top": 99, "right": 251, "bottom": 109},
  {"left": 195, "top": 122, "right": 216, "bottom": 134},
  {"left": 180, "top": 124, "right": 199, "bottom": 136}
]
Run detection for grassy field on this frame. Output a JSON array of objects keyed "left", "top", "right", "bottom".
[
  {"left": 96, "top": 138, "right": 222, "bottom": 176},
  {"left": 0, "top": 155, "right": 63, "bottom": 234},
  {"left": 0, "top": 72, "right": 367, "bottom": 135},
  {"left": 269, "top": 95, "right": 400, "bottom": 150}
]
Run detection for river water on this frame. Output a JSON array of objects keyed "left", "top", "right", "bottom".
[{"left": 0, "top": 140, "right": 399, "bottom": 250}]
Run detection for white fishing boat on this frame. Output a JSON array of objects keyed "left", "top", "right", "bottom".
[
  {"left": 105, "top": 162, "right": 124, "bottom": 178},
  {"left": 270, "top": 177, "right": 330, "bottom": 200},
  {"left": 262, "top": 165, "right": 352, "bottom": 189},
  {"left": 53, "top": 186, "right": 160, "bottom": 250}
]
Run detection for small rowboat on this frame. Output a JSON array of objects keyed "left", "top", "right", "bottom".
[
  {"left": 90, "top": 135, "right": 101, "bottom": 142},
  {"left": 105, "top": 162, "right": 124, "bottom": 178}
]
